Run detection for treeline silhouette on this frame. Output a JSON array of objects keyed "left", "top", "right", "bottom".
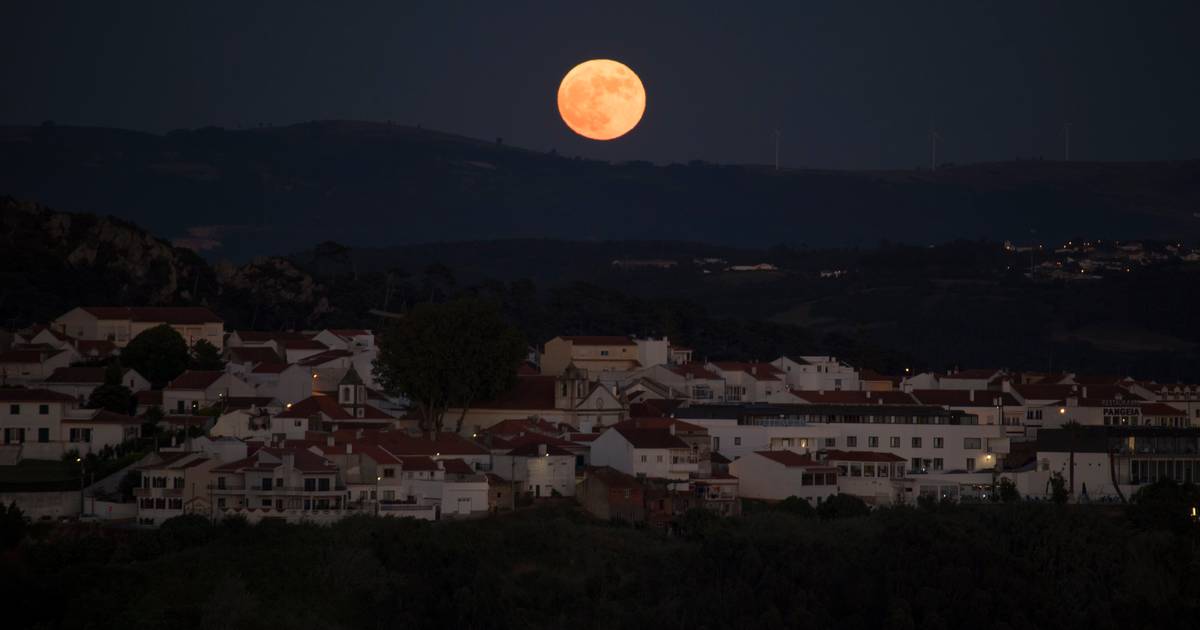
[{"left": 2, "top": 481, "right": 1197, "bottom": 629}]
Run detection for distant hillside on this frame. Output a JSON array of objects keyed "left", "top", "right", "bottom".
[{"left": 2, "top": 120, "right": 1198, "bottom": 260}]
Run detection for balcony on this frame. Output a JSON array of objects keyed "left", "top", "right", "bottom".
[{"left": 134, "top": 487, "right": 185, "bottom": 497}]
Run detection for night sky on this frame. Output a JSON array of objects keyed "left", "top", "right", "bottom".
[{"left": 2, "top": 1, "right": 1198, "bottom": 169}]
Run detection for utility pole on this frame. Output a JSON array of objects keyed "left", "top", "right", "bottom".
[{"left": 1063, "top": 123, "right": 1071, "bottom": 161}]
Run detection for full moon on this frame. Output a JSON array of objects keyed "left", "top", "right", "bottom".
[{"left": 557, "top": 59, "right": 646, "bottom": 141}]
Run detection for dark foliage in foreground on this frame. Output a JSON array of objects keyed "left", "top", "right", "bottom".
[{"left": 2, "top": 496, "right": 1198, "bottom": 630}]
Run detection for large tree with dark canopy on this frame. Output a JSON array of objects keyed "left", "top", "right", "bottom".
[
  {"left": 85, "top": 362, "right": 132, "bottom": 414},
  {"left": 120, "top": 324, "right": 190, "bottom": 388},
  {"left": 374, "top": 298, "right": 525, "bottom": 432}
]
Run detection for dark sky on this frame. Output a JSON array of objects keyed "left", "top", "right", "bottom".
[{"left": 2, "top": 1, "right": 1198, "bottom": 169}]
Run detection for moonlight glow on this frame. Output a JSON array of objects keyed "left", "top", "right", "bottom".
[{"left": 557, "top": 59, "right": 646, "bottom": 141}]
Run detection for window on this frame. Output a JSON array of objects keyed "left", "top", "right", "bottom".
[
  {"left": 850, "top": 464, "right": 862, "bottom": 477},
  {"left": 8, "top": 404, "right": 18, "bottom": 415},
  {"left": 261, "top": 478, "right": 273, "bottom": 491},
  {"left": 317, "top": 478, "right": 330, "bottom": 491},
  {"left": 217, "top": 498, "right": 226, "bottom": 508},
  {"left": 846, "top": 436, "right": 857, "bottom": 447},
  {"left": 963, "top": 437, "right": 982, "bottom": 450},
  {"left": 383, "top": 490, "right": 395, "bottom": 500},
  {"left": 733, "top": 437, "right": 741, "bottom": 446},
  {"left": 911, "top": 457, "right": 923, "bottom": 473},
  {"left": 38, "top": 404, "right": 49, "bottom": 415},
  {"left": 933, "top": 458, "right": 944, "bottom": 471},
  {"left": 656, "top": 455, "right": 663, "bottom": 463},
  {"left": 911, "top": 437, "right": 922, "bottom": 448},
  {"left": 933, "top": 437, "right": 944, "bottom": 448},
  {"left": 261, "top": 499, "right": 272, "bottom": 508},
  {"left": 382, "top": 468, "right": 395, "bottom": 478},
  {"left": 824, "top": 437, "right": 836, "bottom": 447},
  {"left": 640, "top": 455, "right": 647, "bottom": 463},
  {"left": 965, "top": 459, "right": 975, "bottom": 471},
  {"left": 1026, "top": 409, "right": 1043, "bottom": 421},
  {"left": 217, "top": 477, "right": 226, "bottom": 489},
  {"left": 889, "top": 436, "right": 900, "bottom": 448},
  {"left": 37, "top": 428, "right": 49, "bottom": 443},
  {"left": 304, "top": 478, "right": 316, "bottom": 491},
  {"left": 600, "top": 350, "right": 609, "bottom": 356},
  {"left": 868, "top": 436, "right": 879, "bottom": 447},
  {"left": 863, "top": 464, "right": 875, "bottom": 477}
]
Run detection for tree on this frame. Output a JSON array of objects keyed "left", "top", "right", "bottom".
[
  {"left": 776, "top": 495, "right": 817, "bottom": 517},
  {"left": 120, "top": 324, "right": 190, "bottom": 388},
  {"left": 190, "top": 339, "right": 224, "bottom": 370},
  {"left": 1048, "top": 472, "right": 1069, "bottom": 504},
  {"left": 374, "top": 298, "right": 525, "bottom": 433},
  {"left": 816, "top": 493, "right": 870, "bottom": 519},
  {"left": 997, "top": 477, "right": 1020, "bottom": 503},
  {"left": 0, "top": 501, "right": 26, "bottom": 550},
  {"left": 86, "top": 362, "right": 132, "bottom": 414}
]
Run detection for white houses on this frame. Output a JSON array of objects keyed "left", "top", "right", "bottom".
[
  {"left": 0, "top": 347, "right": 75, "bottom": 385},
  {"left": 728, "top": 450, "right": 839, "bottom": 503},
  {"left": 42, "top": 366, "right": 151, "bottom": 405},
  {"left": 135, "top": 452, "right": 220, "bottom": 526},
  {"left": 491, "top": 442, "right": 577, "bottom": 498},
  {"left": 209, "top": 447, "right": 347, "bottom": 524},
  {"left": 0, "top": 388, "right": 79, "bottom": 460},
  {"left": 590, "top": 419, "right": 699, "bottom": 480},
  {"left": 52, "top": 306, "right": 224, "bottom": 349},
  {"left": 771, "top": 356, "right": 861, "bottom": 392},
  {"left": 163, "top": 370, "right": 256, "bottom": 414}
]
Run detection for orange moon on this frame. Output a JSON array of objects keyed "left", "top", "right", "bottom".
[{"left": 557, "top": 59, "right": 646, "bottom": 140}]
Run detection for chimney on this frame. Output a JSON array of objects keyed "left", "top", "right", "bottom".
[
  {"left": 538, "top": 443, "right": 548, "bottom": 457},
  {"left": 283, "top": 452, "right": 295, "bottom": 470},
  {"left": 1082, "top": 386, "right": 1088, "bottom": 398},
  {"left": 356, "top": 429, "right": 363, "bottom": 439},
  {"left": 669, "top": 423, "right": 676, "bottom": 436},
  {"left": 969, "top": 390, "right": 975, "bottom": 403},
  {"left": 345, "top": 443, "right": 352, "bottom": 455},
  {"left": 326, "top": 435, "right": 335, "bottom": 447},
  {"left": 436, "top": 460, "right": 445, "bottom": 470}
]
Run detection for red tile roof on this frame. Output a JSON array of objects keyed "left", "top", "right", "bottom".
[
  {"left": 473, "top": 375, "right": 557, "bottom": 410},
  {"left": 0, "top": 388, "right": 76, "bottom": 402},
  {"left": 585, "top": 465, "right": 641, "bottom": 488},
  {"left": 1140, "top": 403, "right": 1187, "bottom": 416},
  {"left": 228, "top": 347, "right": 283, "bottom": 364},
  {"left": 81, "top": 306, "right": 222, "bottom": 324},
  {"left": 62, "top": 410, "right": 140, "bottom": 425},
  {"left": 211, "top": 447, "right": 337, "bottom": 474},
  {"left": 821, "top": 449, "right": 907, "bottom": 463},
  {"left": 43, "top": 367, "right": 108, "bottom": 384},
  {"left": 276, "top": 395, "right": 353, "bottom": 420},
  {"left": 516, "top": 361, "right": 540, "bottom": 375},
  {"left": 377, "top": 432, "right": 490, "bottom": 457},
  {"left": 623, "top": 417, "right": 707, "bottom": 434},
  {"left": 668, "top": 363, "right": 722, "bottom": 380},
  {"left": 609, "top": 420, "right": 690, "bottom": 449},
  {"left": 250, "top": 362, "right": 290, "bottom": 374},
  {"left": 0, "top": 350, "right": 53, "bottom": 364},
  {"left": 439, "top": 458, "right": 476, "bottom": 475},
  {"left": 753, "top": 450, "right": 832, "bottom": 468},
  {"left": 165, "top": 370, "right": 224, "bottom": 390},
  {"left": 232, "top": 331, "right": 314, "bottom": 343},
  {"left": 483, "top": 417, "right": 561, "bottom": 436},
  {"left": 558, "top": 335, "right": 636, "bottom": 346},
  {"left": 135, "top": 390, "right": 163, "bottom": 405},
  {"left": 629, "top": 399, "right": 686, "bottom": 418},
  {"left": 711, "top": 362, "right": 784, "bottom": 380}
]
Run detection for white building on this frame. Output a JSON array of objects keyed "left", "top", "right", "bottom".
[
  {"left": 728, "top": 449, "right": 839, "bottom": 503},
  {"left": 590, "top": 419, "right": 699, "bottom": 481},
  {"left": 771, "top": 356, "right": 861, "bottom": 392},
  {"left": 163, "top": 370, "right": 256, "bottom": 415},
  {"left": 491, "top": 442, "right": 577, "bottom": 498},
  {"left": 42, "top": 366, "right": 151, "bottom": 406},
  {"left": 135, "top": 451, "right": 220, "bottom": 526},
  {"left": 52, "top": 306, "right": 224, "bottom": 349}
]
